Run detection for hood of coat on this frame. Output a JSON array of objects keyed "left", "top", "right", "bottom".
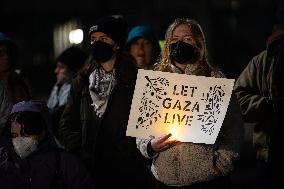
[{"left": 267, "top": 24, "right": 284, "bottom": 48}]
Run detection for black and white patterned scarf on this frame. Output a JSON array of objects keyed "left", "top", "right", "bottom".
[{"left": 89, "top": 68, "right": 116, "bottom": 117}]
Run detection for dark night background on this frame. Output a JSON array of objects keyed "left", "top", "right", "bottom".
[
  {"left": 0, "top": 1, "right": 282, "bottom": 187},
  {"left": 1, "top": 0, "right": 280, "bottom": 99}
]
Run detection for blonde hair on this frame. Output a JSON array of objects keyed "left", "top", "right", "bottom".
[{"left": 155, "top": 18, "right": 208, "bottom": 71}]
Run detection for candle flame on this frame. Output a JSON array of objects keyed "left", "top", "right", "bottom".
[{"left": 169, "top": 127, "right": 178, "bottom": 140}]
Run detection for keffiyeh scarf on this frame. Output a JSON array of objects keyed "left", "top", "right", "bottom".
[{"left": 89, "top": 68, "right": 116, "bottom": 117}]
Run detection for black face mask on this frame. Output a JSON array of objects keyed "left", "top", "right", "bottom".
[
  {"left": 170, "top": 41, "right": 197, "bottom": 64},
  {"left": 91, "top": 41, "right": 115, "bottom": 63}
]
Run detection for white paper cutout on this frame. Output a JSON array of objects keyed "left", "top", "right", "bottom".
[{"left": 126, "top": 69, "right": 235, "bottom": 144}]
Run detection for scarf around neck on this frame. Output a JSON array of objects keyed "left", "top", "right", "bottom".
[{"left": 89, "top": 68, "right": 116, "bottom": 117}]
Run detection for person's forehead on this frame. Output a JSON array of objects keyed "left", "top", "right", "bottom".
[
  {"left": 133, "top": 37, "right": 151, "bottom": 43},
  {"left": 56, "top": 61, "right": 68, "bottom": 68},
  {"left": 90, "top": 32, "right": 109, "bottom": 38},
  {"left": 173, "top": 24, "right": 192, "bottom": 36}
]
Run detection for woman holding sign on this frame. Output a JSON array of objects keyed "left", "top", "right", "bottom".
[{"left": 136, "top": 18, "right": 244, "bottom": 189}]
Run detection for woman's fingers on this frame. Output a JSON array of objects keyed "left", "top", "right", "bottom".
[
  {"left": 151, "top": 134, "right": 171, "bottom": 151},
  {"left": 156, "top": 133, "right": 172, "bottom": 143},
  {"left": 151, "top": 134, "right": 181, "bottom": 152},
  {"left": 159, "top": 140, "right": 177, "bottom": 151}
]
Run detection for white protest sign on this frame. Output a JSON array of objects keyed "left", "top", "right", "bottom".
[{"left": 126, "top": 69, "right": 235, "bottom": 144}]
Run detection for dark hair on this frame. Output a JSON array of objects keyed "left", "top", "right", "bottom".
[
  {"left": 156, "top": 18, "right": 208, "bottom": 71},
  {"left": 9, "top": 111, "right": 46, "bottom": 135},
  {"left": 73, "top": 51, "right": 137, "bottom": 90}
]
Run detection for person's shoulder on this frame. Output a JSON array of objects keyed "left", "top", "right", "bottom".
[
  {"left": 210, "top": 68, "right": 226, "bottom": 78},
  {"left": 71, "top": 74, "right": 89, "bottom": 94},
  {"left": 250, "top": 50, "right": 267, "bottom": 65}
]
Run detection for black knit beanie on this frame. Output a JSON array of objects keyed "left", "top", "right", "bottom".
[
  {"left": 89, "top": 15, "right": 128, "bottom": 48},
  {"left": 56, "top": 46, "right": 87, "bottom": 73}
]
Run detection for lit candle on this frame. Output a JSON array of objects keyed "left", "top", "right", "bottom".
[{"left": 168, "top": 127, "right": 179, "bottom": 141}]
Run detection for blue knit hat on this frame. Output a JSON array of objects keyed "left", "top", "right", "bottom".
[
  {"left": 125, "top": 26, "right": 161, "bottom": 62},
  {"left": 8, "top": 100, "right": 54, "bottom": 137},
  {"left": 11, "top": 100, "right": 45, "bottom": 114},
  {"left": 126, "top": 26, "right": 160, "bottom": 48},
  {"left": 0, "top": 32, "right": 18, "bottom": 66},
  {"left": 0, "top": 32, "right": 16, "bottom": 48}
]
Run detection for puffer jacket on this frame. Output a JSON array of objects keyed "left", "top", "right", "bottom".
[{"left": 137, "top": 64, "right": 243, "bottom": 187}]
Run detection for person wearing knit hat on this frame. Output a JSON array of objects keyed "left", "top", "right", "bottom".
[
  {"left": 47, "top": 46, "right": 87, "bottom": 133},
  {"left": 88, "top": 15, "right": 128, "bottom": 64},
  {"left": 0, "top": 32, "right": 31, "bottom": 104},
  {"left": 89, "top": 15, "right": 128, "bottom": 49},
  {"left": 58, "top": 15, "right": 150, "bottom": 189},
  {"left": 125, "top": 25, "right": 161, "bottom": 69},
  {"left": 0, "top": 32, "right": 18, "bottom": 67},
  {"left": 48, "top": 46, "right": 87, "bottom": 110},
  {"left": 56, "top": 46, "right": 87, "bottom": 74},
  {"left": 0, "top": 100, "right": 95, "bottom": 188}
]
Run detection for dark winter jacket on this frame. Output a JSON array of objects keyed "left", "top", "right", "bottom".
[
  {"left": 234, "top": 37, "right": 284, "bottom": 162},
  {"left": 58, "top": 52, "right": 150, "bottom": 188},
  {"left": 0, "top": 104, "right": 95, "bottom": 189},
  {"left": 0, "top": 137, "right": 94, "bottom": 189}
]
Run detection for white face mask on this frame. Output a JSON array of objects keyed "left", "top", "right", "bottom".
[{"left": 12, "top": 137, "right": 38, "bottom": 159}]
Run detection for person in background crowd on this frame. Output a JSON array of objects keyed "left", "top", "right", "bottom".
[
  {"left": 234, "top": 23, "right": 284, "bottom": 189},
  {"left": 125, "top": 25, "right": 161, "bottom": 69},
  {"left": 47, "top": 46, "right": 87, "bottom": 132},
  {"left": 0, "top": 82, "right": 12, "bottom": 134},
  {"left": 0, "top": 100, "right": 95, "bottom": 189},
  {"left": 136, "top": 18, "right": 244, "bottom": 189},
  {"left": 58, "top": 15, "right": 150, "bottom": 189},
  {"left": 0, "top": 32, "right": 31, "bottom": 104}
]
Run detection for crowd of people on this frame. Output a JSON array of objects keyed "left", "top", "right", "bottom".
[{"left": 0, "top": 14, "right": 282, "bottom": 189}]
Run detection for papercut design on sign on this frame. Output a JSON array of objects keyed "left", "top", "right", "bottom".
[
  {"left": 143, "top": 76, "right": 169, "bottom": 100},
  {"left": 136, "top": 76, "right": 169, "bottom": 129},
  {"left": 197, "top": 85, "right": 226, "bottom": 135}
]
